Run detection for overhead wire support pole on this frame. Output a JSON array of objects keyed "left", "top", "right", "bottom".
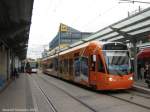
[
  {"left": 58, "top": 24, "right": 61, "bottom": 77},
  {"left": 119, "top": 0, "right": 150, "bottom": 4}
]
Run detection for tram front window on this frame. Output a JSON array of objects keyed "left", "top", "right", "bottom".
[
  {"left": 104, "top": 51, "right": 131, "bottom": 75},
  {"left": 30, "top": 62, "right": 37, "bottom": 69}
]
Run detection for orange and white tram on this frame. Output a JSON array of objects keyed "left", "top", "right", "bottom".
[{"left": 42, "top": 41, "right": 133, "bottom": 90}]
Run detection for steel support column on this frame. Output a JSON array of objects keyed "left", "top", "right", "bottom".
[{"left": 132, "top": 41, "right": 138, "bottom": 80}]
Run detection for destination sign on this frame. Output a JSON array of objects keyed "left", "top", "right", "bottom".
[{"left": 103, "top": 43, "right": 127, "bottom": 50}]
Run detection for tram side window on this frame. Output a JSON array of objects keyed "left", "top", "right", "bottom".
[
  {"left": 59, "top": 61, "right": 63, "bottom": 73},
  {"left": 98, "top": 55, "right": 105, "bottom": 73},
  {"left": 44, "top": 64, "right": 47, "bottom": 69},
  {"left": 64, "top": 59, "right": 68, "bottom": 74},
  {"left": 49, "top": 63, "right": 53, "bottom": 69},
  {"left": 81, "top": 57, "right": 88, "bottom": 76},
  {"left": 69, "top": 59, "right": 73, "bottom": 75},
  {"left": 55, "top": 58, "right": 58, "bottom": 71},
  {"left": 74, "top": 58, "right": 80, "bottom": 76},
  {"left": 52, "top": 58, "right": 58, "bottom": 71}
]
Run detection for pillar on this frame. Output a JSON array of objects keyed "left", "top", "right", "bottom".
[{"left": 132, "top": 42, "right": 138, "bottom": 80}]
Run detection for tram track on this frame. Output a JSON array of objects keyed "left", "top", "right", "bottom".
[
  {"left": 94, "top": 87, "right": 150, "bottom": 110},
  {"left": 30, "top": 75, "right": 58, "bottom": 112},
  {"left": 90, "top": 87, "right": 150, "bottom": 110},
  {"left": 125, "top": 90, "right": 150, "bottom": 99},
  {"left": 35, "top": 75, "right": 98, "bottom": 112},
  {"left": 106, "top": 93, "right": 150, "bottom": 110},
  {"left": 99, "top": 88, "right": 150, "bottom": 110},
  {"left": 36, "top": 74, "right": 150, "bottom": 111}
]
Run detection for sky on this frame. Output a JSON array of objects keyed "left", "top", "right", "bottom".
[{"left": 27, "top": 0, "right": 150, "bottom": 59}]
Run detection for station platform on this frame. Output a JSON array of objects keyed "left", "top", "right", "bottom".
[
  {"left": 0, "top": 73, "right": 150, "bottom": 112},
  {"left": 0, "top": 74, "right": 36, "bottom": 112}
]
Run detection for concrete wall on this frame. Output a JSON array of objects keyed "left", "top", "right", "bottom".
[
  {"left": 14, "top": 56, "right": 21, "bottom": 71},
  {"left": 0, "top": 39, "right": 26, "bottom": 90},
  {"left": 0, "top": 42, "right": 20, "bottom": 89},
  {"left": 0, "top": 44, "right": 8, "bottom": 88},
  {"left": 7, "top": 49, "right": 12, "bottom": 80}
]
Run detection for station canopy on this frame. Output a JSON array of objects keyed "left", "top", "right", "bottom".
[
  {"left": 0, "top": 0, "right": 34, "bottom": 59},
  {"left": 70, "top": 7, "right": 150, "bottom": 48}
]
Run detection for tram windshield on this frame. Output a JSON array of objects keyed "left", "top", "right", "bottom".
[
  {"left": 104, "top": 51, "right": 132, "bottom": 75},
  {"left": 30, "top": 62, "right": 38, "bottom": 69}
]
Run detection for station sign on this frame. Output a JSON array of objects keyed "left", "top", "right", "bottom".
[{"left": 60, "top": 23, "right": 68, "bottom": 32}]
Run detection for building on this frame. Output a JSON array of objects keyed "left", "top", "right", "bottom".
[{"left": 49, "top": 23, "right": 92, "bottom": 50}]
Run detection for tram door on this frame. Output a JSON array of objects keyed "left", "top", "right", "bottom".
[
  {"left": 69, "top": 59, "right": 73, "bottom": 81},
  {"left": 97, "top": 55, "right": 106, "bottom": 87},
  {"left": 74, "top": 57, "right": 81, "bottom": 82},
  {"left": 89, "top": 55, "right": 97, "bottom": 86},
  {"left": 80, "top": 57, "right": 88, "bottom": 82},
  {"left": 74, "top": 57, "right": 89, "bottom": 82}
]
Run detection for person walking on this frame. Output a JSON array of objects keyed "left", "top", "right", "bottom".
[
  {"left": 137, "top": 63, "right": 142, "bottom": 80},
  {"left": 25, "top": 62, "right": 31, "bottom": 74},
  {"left": 140, "top": 66, "right": 145, "bottom": 80},
  {"left": 13, "top": 68, "right": 19, "bottom": 79},
  {"left": 145, "top": 62, "right": 149, "bottom": 79},
  {"left": 145, "top": 62, "right": 150, "bottom": 88}
]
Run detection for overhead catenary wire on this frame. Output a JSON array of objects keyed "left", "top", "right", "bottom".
[
  {"left": 82, "top": 0, "right": 150, "bottom": 30},
  {"left": 119, "top": 0, "right": 150, "bottom": 4},
  {"left": 82, "top": 3, "right": 120, "bottom": 30}
]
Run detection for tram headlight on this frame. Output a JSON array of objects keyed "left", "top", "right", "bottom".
[
  {"left": 109, "top": 77, "right": 113, "bottom": 81},
  {"left": 128, "top": 76, "right": 133, "bottom": 80}
]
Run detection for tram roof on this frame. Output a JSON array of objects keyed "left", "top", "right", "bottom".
[
  {"left": 70, "top": 7, "right": 150, "bottom": 47},
  {"left": 0, "top": 0, "right": 34, "bottom": 60},
  {"left": 45, "top": 41, "right": 127, "bottom": 59}
]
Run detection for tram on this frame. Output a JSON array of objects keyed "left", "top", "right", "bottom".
[{"left": 42, "top": 41, "right": 133, "bottom": 90}]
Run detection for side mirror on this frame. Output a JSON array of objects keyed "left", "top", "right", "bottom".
[{"left": 93, "top": 55, "right": 96, "bottom": 62}]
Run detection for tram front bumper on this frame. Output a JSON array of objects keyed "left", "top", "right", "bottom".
[{"left": 97, "top": 76, "right": 134, "bottom": 90}]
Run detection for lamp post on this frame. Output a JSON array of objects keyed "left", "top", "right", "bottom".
[{"left": 57, "top": 24, "right": 61, "bottom": 77}]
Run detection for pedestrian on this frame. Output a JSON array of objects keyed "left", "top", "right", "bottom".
[
  {"left": 14, "top": 68, "right": 18, "bottom": 79},
  {"left": 140, "top": 67, "right": 145, "bottom": 80},
  {"left": 21, "top": 65, "right": 24, "bottom": 73},
  {"left": 144, "top": 62, "right": 149, "bottom": 79},
  {"left": 25, "top": 62, "right": 31, "bottom": 75},
  {"left": 28, "top": 67, "right": 32, "bottom": 75},
  {"left": 11, "top": 69, "right": 15, "bottom": 80},
  {"left": 137, "top": 63, "right": 142, "bottom": 80},
  {"left": 145, "top": 62, "right": 150, "bottom": 88}
]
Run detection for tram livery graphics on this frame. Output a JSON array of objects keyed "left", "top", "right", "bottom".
[{"left": 42, "top": 41, "right": 133, "bottom": 90}]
